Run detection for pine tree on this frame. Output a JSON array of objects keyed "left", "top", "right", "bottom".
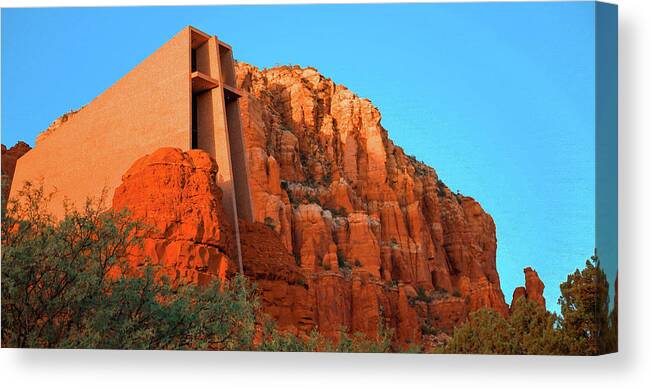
[
  {"left": 557, "top": 250, "right": 611, "bottom": 355},
  {"left": 510, "top": 297, "right": 565, "bottom": 355},
  {"left": 444, "top": 309, "right": 519, "bottom": 354}
]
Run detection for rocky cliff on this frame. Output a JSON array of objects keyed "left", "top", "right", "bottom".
[
  {"left": 1, "top": 141, "right": 31, "bottom": 199},
  {"left": 235, "top": 63, "right": 509, "bottom": 342},
  {"left": 4, "top": 62, "right": 519, "bottom": 347}
]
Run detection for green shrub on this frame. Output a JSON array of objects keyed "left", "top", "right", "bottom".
[
  {"left": 334, "top": 322, "right": 394, "bottom": 353},
  {"left": 441, "top": 253, "right": 617, "bottom": 355},
  {"left": 0, "top": 182, "right": 409, "bottom": 353},
  {"left": 260, "top": 321, "right": 394, "bottom": 353},
  {"left": 420, "top": 325, "right": 439, "bottom": 336},
  {"left": 443, "top": 309, "right": 519, "bottom": 354},
  {"left": 326, "top": 207, "right": 348, "bottom": 218},
  {"left": 385, "top": 280, "right": 399, "bottom": 289},
  {"left": 263, "top": 216, "right": 276, "bottom": 230},
  {"left": 1, "top": 182, "right": 259, "bottom": 350},
  {"left": 415, "top": 286, "right": 433, "bottom": 303},
  {"left": 558, "top": 251, "right": 615, "bottom": 355},
  {"left": 337, "top": 251, "right": 350, "bottom": 269}
]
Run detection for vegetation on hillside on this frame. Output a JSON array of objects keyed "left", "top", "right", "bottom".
[
  {"left": 0, "top": 183, "right": 394, "bottom": 352},
  {"left": 442, "top": 253, "right": 618, "bottom": 355},
  {"left": 1, "top": 182, "right": 617, "bottom": 354}
]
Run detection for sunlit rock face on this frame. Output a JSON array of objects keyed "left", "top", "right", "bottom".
[
  {"left": 112, "top": 147, "right": 236, "bottom": 286},
  {"left": 510, "top": 267, "right": 546, "bottom": 312},
  {"left": 235, "top": 63, "right": 509, "bottom": 343}
]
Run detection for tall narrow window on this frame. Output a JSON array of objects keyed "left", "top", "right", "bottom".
[
  {"left": 192, "top": 94, "right": 198, "bottom": 149},
  {"left": 191, "top": 48, "right": 197, "bottom": 72}
]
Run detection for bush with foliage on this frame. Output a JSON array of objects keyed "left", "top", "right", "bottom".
[
  {"left": 557, "top": 251, "right": 616, "bottom": 355},
  {"left": 443, "top": 308, "right": 519, "bottom": 354},
  {"left": 3, "top": 183, "right": 618, "bottom": 354},
  {"left": 509, "top": 298, "right": 565, "bottom": 355},
  {"left": 442, "top": 252, "right": 617, "bottom": 355},
  {"left": 334, "top": 322, "right": 394, "bottom": 353},
  {"left": 1, "top": 183, "right": 259, "bottom": 350},
  {"left": 336, "top": 251, "right": 350, "bottom": 270},
  {"left": 1, "top": 182, "right": 399, "bottom": 352},
  {"left": 259, "top": 321, "right": 394, "bottom": 353},
  {"left": 263, "top": 216, "right": 276, "bottom": 230}
]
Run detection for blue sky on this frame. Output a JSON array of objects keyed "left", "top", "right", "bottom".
[{"left": 1, "top": 3, "right": 612, "bottom": 311}]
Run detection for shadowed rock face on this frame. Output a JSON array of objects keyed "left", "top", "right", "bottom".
[
  {"left": 1, "top": 141, "right": 31, "bottom": 199},
  {"left": 235, "top": 63, "right": 509, "bottom": 340}
]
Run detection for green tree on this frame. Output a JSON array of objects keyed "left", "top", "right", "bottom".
[
  {"left": 557, "top": 251, "right": 611, "bottom": 355},
  {"left": 441, "top": 301, "right": 566, "bottom": 355},
  {"left": 443, "top": 309, "right": 519, "bottom": 354},
  {"left": 1, "top": 182, "right": 258, "bottom": 350},
  {"left": 509, "top": 297, "right": 565, "bottom": 355},
  {"left": 441, "top": 253, "right": 618, "bottom": 356}
]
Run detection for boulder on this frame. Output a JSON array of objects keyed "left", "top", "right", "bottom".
[{"left": 112, "top": 147, "right": 235, "bottom": 285}]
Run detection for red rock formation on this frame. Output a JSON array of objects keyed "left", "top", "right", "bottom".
[
  {"left": 239, "top": 220, "right": 313, "bottom": 334},
  {"left": 511, "top": 287, "right": 527, "bottom": 306},
  {"left": 102, "top": 63, "right": 516, "bottom": 345},
  {"left": 1, "top": 141, "right": 31, "bottom": 198},
  {"left": 107, "top": 146, "right": 421, "bottom": 344},
  {"left": 235, "top": 63, "right": 509, "bottom": 339},
  {"left": 510, "top": 267, "right": 546, "bottom": 311},
  {"left": 239, "top": 219, "right": 421, "bottom": 345},
  {"left": 6, "top": 57, "right": 548, "bottom": 347},
  {"left": 112, "top": 147, "right": 235, "bottom": 286}
]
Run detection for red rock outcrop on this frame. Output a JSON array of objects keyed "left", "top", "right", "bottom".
[
  {"left": 239, "top": 220, "right": 313, "bottom": 334},
  {"left": 235, "top": 63, "right": 509, "bottom": 340},
  {"left": 1, "top": 141, "right": 31, "bottom": 198},
  {"left": 510, "top": 267, "right": 546, "bottom": 311},
  {"left": 6, "top": 61, "right": 543, "bottom": 346},
  {"left": 108, "top": 147, "right": 422, "bottom": 344},
  {"left": 3, "top": 63, "right": 516, "bottom": 343},
  {"left": 239, "top": 220, "right": 421, "bottom": 345},
  {"left": 100, "top": 63, "right": 514, "bottom": 345},
  {"left": 112, "top": 147, "right": 235, "bottom": 286}
]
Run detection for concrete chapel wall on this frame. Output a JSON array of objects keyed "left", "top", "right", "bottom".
[{"left": 10, "top": 28, "right": 192, "bottom": 217}]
